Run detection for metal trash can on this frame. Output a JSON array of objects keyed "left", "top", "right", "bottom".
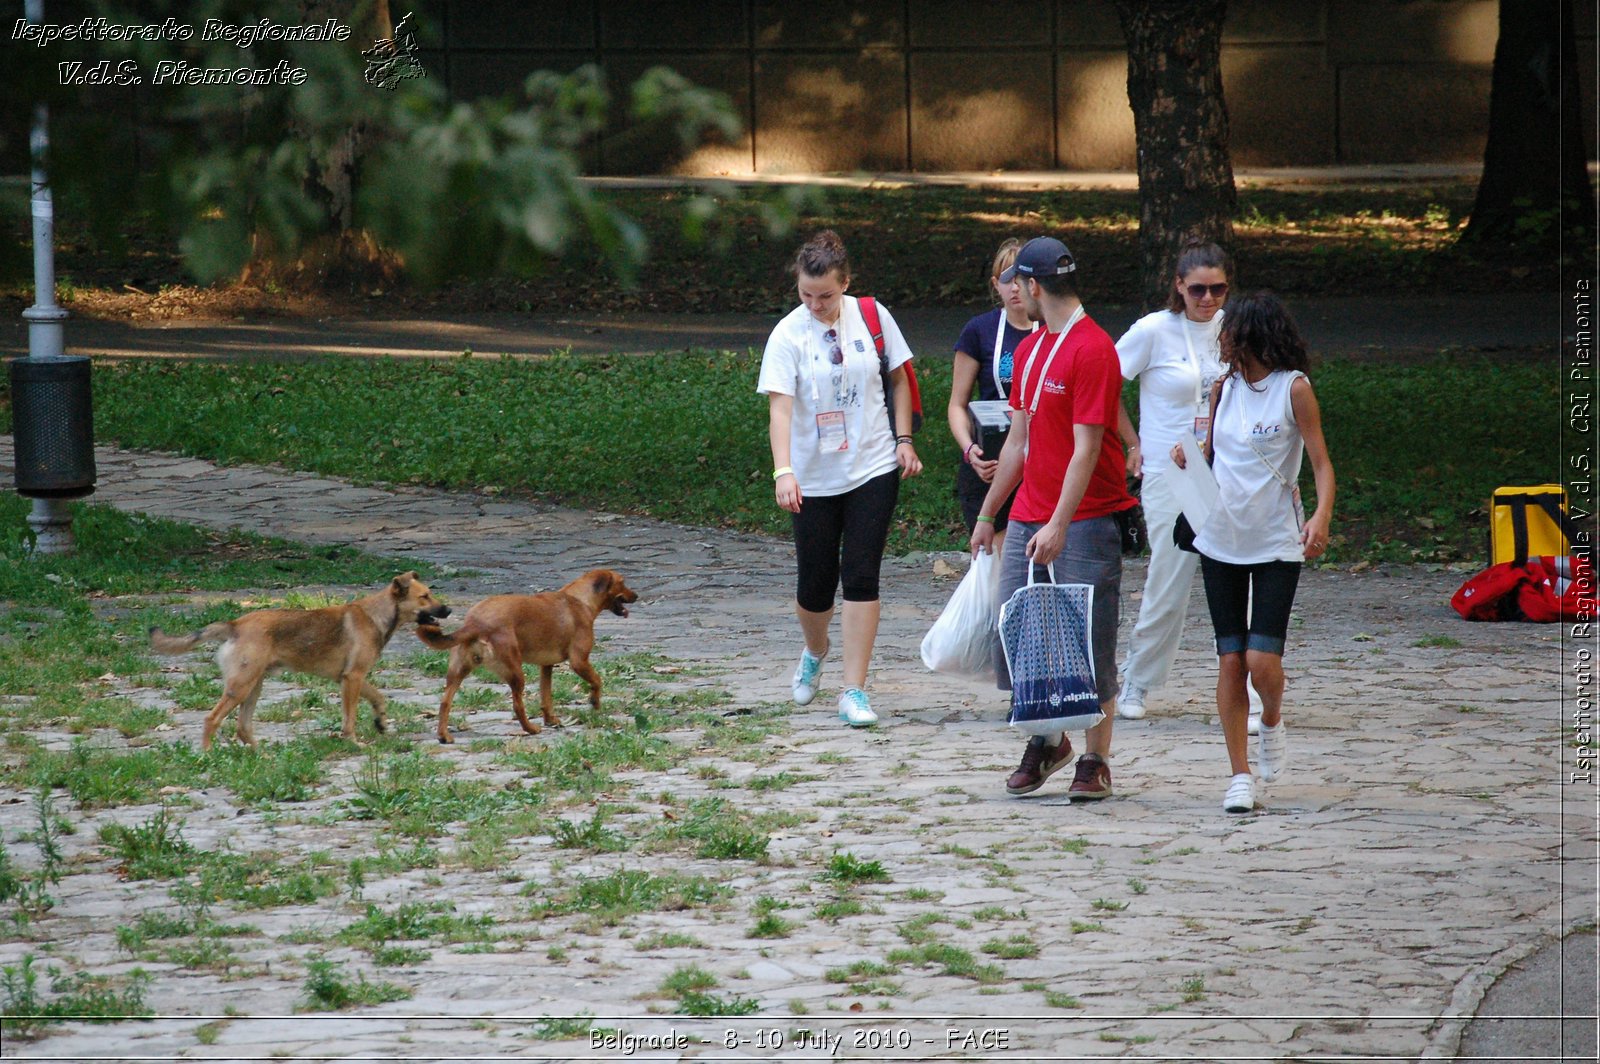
[{"left": 9, "top": 356, "right": 95, "bottom": 499}]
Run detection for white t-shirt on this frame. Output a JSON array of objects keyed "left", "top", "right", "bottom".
[
  {"left": 756, "top": 295, "right": 913, "bottom": 497},
  {"left": 1194, "top": 369, "right": 1308, "bottom": 565},
  {"left": 1117, "top": 309, "right": 1225, "bottom": 478}
]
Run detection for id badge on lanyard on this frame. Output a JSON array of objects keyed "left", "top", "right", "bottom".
[
  {"left": 816, "top": 410, "right": 849, "bottom": 452},
  {"left": 1183, "top": 316, "right": 1218, "bottom": 444},
  {"left": 809, "top": 317, "right": 850, "bottom": 452}
]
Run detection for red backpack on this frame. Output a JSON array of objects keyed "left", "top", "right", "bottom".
[
  {"left": 1451, "top": 554, "right": 1596, "bottom": 623},
  {"left": 858, "top": 296, "right": 922, "bottom": 435}
]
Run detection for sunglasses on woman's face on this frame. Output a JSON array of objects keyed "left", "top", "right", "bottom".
[
  {"left": 824, "top": 328, "right": 843, "bottom": 365},
  {"left": 1185, "top": 282, "right": 1229, "bottom": 300}
]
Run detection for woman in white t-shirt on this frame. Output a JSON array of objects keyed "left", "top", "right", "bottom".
[
  {"left": 1172, "top": 291, "right": 1336, "bottom": 814},
  {"left": 1116, "top": 242, "right": 1268, "bottom": 725},
  {"left": 756, "top": 230, "right": 923, "bottom": 728}
]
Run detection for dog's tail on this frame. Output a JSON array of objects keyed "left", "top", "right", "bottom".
[
  {"left": 415, "top": 621, "right": 472, "bottom": 651},
  {"left": 149, "top": 622, "right": 235, "bottom": 655}
]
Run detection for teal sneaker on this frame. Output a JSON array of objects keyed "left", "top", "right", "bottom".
[
  {"left": 837, "top": 687, "right": 878, "bottom": 727},
  {"left": 792, "top": 647, "right": 826, "bottom": 706}
]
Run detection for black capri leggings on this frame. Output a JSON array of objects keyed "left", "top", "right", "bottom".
[
  {"left": 792, "top": 471, "right": 900, "bottom": 613},
  {"left": 1199, "top": 556, "right": 1302, "bottom": 657}
]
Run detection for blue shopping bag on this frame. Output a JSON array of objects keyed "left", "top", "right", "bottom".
[{"left": 997, "top": 564, "right": 1104, "bottom": 735}]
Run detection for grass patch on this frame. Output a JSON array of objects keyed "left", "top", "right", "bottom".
[
  {"left": 981, "top": 934, "right": 1040, "bottom": 960},
  {"left": 745, "top": 771, "right": 820, "bottom": 792},
  {"left": 660, "top": 965, "right": 718, "bottom": 996},
  {"left": 0, "top": 955, "right": 152, "bottom": 1037},
  {"left": 635, "top": 931, "right": 706, "bottom": 951},
  {"left": 813, "top": 896, "right": 867, "bottom": 922},
  {"left": 299, "top": 956, "right": 411, "bottom": 1011},
  {"left": 342, "top": 749, "right": 542, "bottom": 836},
  {"left": 99, "top": 806, "right": 195, "bottom": 880},
  {"left": 78, "top": 354, "right": 1551, "bottom": 559},
  {"left": 530, "top": 869, "right": 727, "bottom": 927},
  {"left": 551, "top": 808, "right": 631, "bottom": 853},
  {"left": 337, "top": 901, "right": 496, "bottom": 951},
  {"left": 748, "top": 897, "right": 796, "bottom": 939},
  {"left": 654, "top": 796, "right": 771, "bottom": 860},
  {"left": 823, "top": 851, "right": 890, "bottom": 884},
  {"left": 884, "top": 944, "right": 1004, "bottom": 985}
]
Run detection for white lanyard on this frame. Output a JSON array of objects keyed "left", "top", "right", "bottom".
[
  {"left": 992, "top": 312, "right": 1037, "bottom": 400},
  {"left": 1022, "top": 305, "right": 1086, "bottom": 416},
  {"left": 1180, "top": 313, "right": 1218, "bottom": 407},
  {"left": 806, "top": 311, "right": 847, "bottom": 407}
]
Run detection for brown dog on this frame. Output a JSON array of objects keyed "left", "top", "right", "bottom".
[
  {"left": 415, "top": 569, "right": 637, "bottom": 744},
  {"left": 150, "top": 572, "right": 446, "bottom": 750}
]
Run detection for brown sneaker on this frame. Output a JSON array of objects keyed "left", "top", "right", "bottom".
[
  {"left": 1066, "top": 754, "right": 1112, "bottom": 801},
  {"left": 1005, "top": 735, "right": 1074, "bottom": 796}
]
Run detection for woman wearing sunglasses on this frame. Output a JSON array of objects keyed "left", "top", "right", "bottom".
[
  {"left": 1114, "top": 242, "right": 1263, "bottom": 726},
  {"left": 757, "top": 229, "right": 923, "bottom": 728}
]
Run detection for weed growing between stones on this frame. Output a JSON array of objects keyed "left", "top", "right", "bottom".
[
  {"left": 0, "top": 955, "right": 152, "bottom": 1038},
  {"left": 298, "top": 956, "right": 411, "bottom": 1011}
]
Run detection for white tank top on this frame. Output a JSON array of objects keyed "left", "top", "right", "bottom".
[{"left": 1194, "top": 369, "right": 1307, "bottom": 564}]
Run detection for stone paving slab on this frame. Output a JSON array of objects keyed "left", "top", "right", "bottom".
[{"left": 0, "top": 440, "right": 1590, "bottom": 1061}]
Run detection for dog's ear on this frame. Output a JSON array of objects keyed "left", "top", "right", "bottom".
[
  {"left": 391, "top": 572, "right": 417, "bottom": 597},
  {"left": 590, "top": 571, "right": 611, "bottom": 598}
]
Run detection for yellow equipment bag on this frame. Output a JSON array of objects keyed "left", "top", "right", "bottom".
[{"left": 1490, "top": 484, "right": 1570, "bottom": 565}]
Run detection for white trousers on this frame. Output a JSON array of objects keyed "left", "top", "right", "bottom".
[{"left": 1121, "top": 471, "right": 1202, "bottom": 692}]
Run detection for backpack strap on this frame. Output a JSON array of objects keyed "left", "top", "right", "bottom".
[{"left": 859, "top": 296, "right": 887, "bottom": 368}]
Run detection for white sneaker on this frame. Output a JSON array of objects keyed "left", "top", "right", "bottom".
[
  {"left": 837, "top": 687, "right": 878, "bottom": 728},
  {"left": 1246, "top": 682, "right": 1263, "bottom": 734},
  {"left": 1117, "top": 681, "right": 1148, "bottom": 720},
  {"left": 1223, "top": 773, "right": 1256, "bottom": 814},
  {"left": 792, "top": 646, "right": 826, "bottom": 706},
  {"left": 1258, "top": 721, "right": 1287, "bottom": 782}
]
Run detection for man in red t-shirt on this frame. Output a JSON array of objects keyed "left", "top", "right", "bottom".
[{"left": 971, "top": 237, "right": 1137, "bottom": 800}]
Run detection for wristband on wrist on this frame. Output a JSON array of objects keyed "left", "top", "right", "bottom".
[
  {"left": 975, "top": 514, "right": 996, "bottom": 524},
  {"left": 895, "top": 435, "right": 914, "bottom": 446},
  {"left": 772, "top": 466, "right": 793, "bottom": 480},
  {"left": 963, "top": 441, "right": 980, "bottom": 464}
]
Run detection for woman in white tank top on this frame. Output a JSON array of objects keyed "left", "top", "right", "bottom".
[{"left": 1172, "top": 292, "right": 1336, "bottom": 815}]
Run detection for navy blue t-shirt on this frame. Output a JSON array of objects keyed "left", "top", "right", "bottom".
[{"left": 954, "top": 307, "right": 1033, "bottom": 403}]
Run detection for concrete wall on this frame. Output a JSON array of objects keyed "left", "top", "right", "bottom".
[{"left": 424, "top": 0, "right": 1600, "bottom": 175}]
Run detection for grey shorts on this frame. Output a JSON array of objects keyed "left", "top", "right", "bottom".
[{"left": 994, "top": 516, "right": 1122, "bottom": 705}]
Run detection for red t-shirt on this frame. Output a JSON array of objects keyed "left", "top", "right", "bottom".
[{"left": 1007, "top": 315, "right": 1135, "bottom": 524}]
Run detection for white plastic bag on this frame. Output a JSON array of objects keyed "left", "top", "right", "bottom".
[{"left": 920, "top": 552, "right": 1000, "bottom": 679}]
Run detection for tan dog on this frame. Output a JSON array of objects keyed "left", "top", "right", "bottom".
[
  {"left": 150, "top": 573, "right": 446, "bottom": 750},
  {"left": 415, "top": 569, "right": 637, "bottom": 744}
]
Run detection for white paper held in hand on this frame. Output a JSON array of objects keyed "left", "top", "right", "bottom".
[{"left": 1167, "top": 435, "right": 1220, "bottom": 535}]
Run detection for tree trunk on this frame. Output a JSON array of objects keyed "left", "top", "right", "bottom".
[
  {"left": 1462, "top": 0, "right": 1593, "bottom": 251},
  {"left": 1113, "top": 0, "right": 1237, "bottom": 310},
  {"left": 243, "top": 0, "right": 395, "bottom": 288}
]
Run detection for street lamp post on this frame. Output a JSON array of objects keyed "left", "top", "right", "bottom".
[{"left": 11, "top": 0, "right": 95, "bottom": 554}]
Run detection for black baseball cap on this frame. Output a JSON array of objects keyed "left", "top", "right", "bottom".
[{"left": 998, "top": 237, "right": 1077, "bottom": 283}]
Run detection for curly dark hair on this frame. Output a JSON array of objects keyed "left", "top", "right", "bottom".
[{"left": 1218, "top": 290, "right": 1310, "bottom": 381}]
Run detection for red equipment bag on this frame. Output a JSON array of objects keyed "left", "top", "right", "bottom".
[
  {"left": 1450, "top": 554, "right": 1597, "bottom": 623},
  {"left": 858, "top": 296, "right": 923, "bottom": 434}
]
